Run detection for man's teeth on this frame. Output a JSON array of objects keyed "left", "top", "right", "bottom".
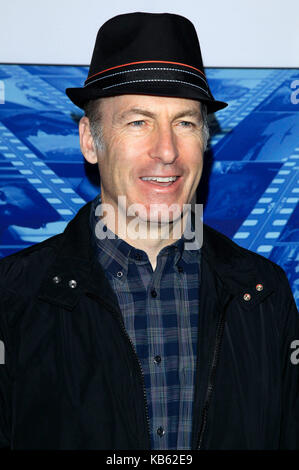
[{"left": 141, "top": 176, "right": 178, "bottom": 182}]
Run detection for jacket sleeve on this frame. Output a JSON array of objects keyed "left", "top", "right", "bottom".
[
  {"left": 0, "top": 285, "right": 13, "bottom": 449},
  {"left": 276, "top": 265, "right": 299, "bottom": 449}
]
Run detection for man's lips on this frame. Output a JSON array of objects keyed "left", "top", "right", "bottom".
[
  {"left": 138, "top": 176, "right": 182, "bottom": 190},
  {"left": 139, "top": 175, "right": 181, "bottom": 178}
]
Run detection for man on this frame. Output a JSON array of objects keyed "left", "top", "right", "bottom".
[{"left": 0, "top": 12, "right": 298, "bottom": 450}]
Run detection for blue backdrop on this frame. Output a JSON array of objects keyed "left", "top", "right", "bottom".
[{"left": 0, "top": 65, "right": 298, "bottom": 307}]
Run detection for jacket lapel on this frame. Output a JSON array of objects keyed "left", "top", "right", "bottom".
[
  {"left": 191, "top": 245, "right": 232, "bottom": 449},
  {"left": 191, "top": 223, "right": 274, "bottom": 448},
  {"left": 37, "top": 200, "right": 121, "bottom": 315}
]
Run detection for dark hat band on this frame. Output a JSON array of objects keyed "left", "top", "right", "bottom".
[
  {"left": 85, "top": 60, "right": 207, "bottom": 84},
  {"left": 83, "top": 61, "right": 211, "bottom": 99}
]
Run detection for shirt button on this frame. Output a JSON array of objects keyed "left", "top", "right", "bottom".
[
  {"left": 154, "top": 355, "right": 161, "bottom": 364},
  {"left": 52, "top": 275, "right": 61, "bottom": 284},
  {"left": 256, "top": 283, "right": 263, "bottom": 292},
  {"left": 151, "top": 289, "right": 157, "bottom": 298},
  {"left": 157, "top": 426, "right": 165, "bottom": 437}
]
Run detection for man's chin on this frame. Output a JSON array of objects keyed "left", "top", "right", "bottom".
[{"left": 139, "top": 211, "right": 184, "bottom": 226}]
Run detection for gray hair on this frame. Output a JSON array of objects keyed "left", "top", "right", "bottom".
[
  {"left": 84, "top": 98, "right": 210, "bottom": 152},
  {"left": 84, "top": 98, "right": 105, "bottom": 152},
  {"left": 200, "top": 103, "right": 210, "bottom": 150}
]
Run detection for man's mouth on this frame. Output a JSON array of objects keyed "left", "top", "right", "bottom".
[{"left": 139, "top": 176, "right": 179, "bottom": 186}]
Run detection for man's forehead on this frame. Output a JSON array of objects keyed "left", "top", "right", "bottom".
[{"left": 100, "top": 94, "right": 202, "bottom": 117}]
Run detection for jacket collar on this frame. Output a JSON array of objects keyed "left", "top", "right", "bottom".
[
  {"left": 37, "top": 200, "right": 120, "bottom": 312},
  {"left": 37, "top": 199, "right": 273, "bottom": 311}
]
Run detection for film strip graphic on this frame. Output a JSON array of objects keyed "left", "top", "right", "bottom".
[
  {"left": 0, "top": 121, "right": 85, "bottom": 245},
  {"left": 0, "top": 65, "right": 89, "bottom": 249},
  {"left": 208, "top": 69, "right": 292, "bottom": 146},
  {"left": 0, "top": 64, "right": 80, "bottom": 116},
  {"left": 233, "top": 150, "right": 299, "bottom": 257}
]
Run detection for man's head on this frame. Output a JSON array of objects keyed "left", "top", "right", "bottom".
[
  {"left": 79, "top": 94, "right": 207, "bottom": 224},
  {"left": 67, "top": 12, "right": 227, "bottom": 228}
]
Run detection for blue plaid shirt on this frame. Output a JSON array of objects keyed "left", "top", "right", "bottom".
[{"left": 90, "top": 194, "right": 200, "bottom": 450}]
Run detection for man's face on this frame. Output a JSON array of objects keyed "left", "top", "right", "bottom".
[{"left": 83, "top": 94, "right": 205, "bottom": 224}]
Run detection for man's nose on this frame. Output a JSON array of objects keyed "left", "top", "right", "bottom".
[{"left": 148, "top": 125, "right": 179, "bottom": 164}]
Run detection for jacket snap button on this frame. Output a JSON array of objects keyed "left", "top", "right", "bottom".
[
  {"left": 52, "top": 275, "right": 61, "bottom": 284},
  {"left": 256, "top": 283, "right": 263, "bottom": 292},
  {"left": 243, "top": 293, "right": 251, "bottom": 301},
  {"left": 68, "top": 279, "right": 77, "bottom": 289},
  {"left": 116, "top": 271, "right": 123, "bottom": 278}
]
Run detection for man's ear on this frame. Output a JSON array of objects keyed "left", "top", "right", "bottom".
[{"left": 79, "top": 116, "right": 98, "bottom": 164}]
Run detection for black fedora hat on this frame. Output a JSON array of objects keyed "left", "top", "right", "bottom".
[{"left": 66, "top": 12, "right": 227, "bottom": 114}]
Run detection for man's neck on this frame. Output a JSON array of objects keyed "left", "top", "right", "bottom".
[
  {"left": 119, "top": 227, "right": 182, "bottom": 271},
  {"left": 101, "top": 210, "right": 189, "bottom": 271}
]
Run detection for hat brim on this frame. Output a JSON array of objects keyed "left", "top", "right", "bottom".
[{"left": 66, "top": 83, "right": 227, "bottom": 114}]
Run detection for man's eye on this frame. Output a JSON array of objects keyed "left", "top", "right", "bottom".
[
  {"left": 179, "top": 121, "right": 194, "bottom": 127},
  {"left": 129, "top": 120, "right": 145, "bottom": 127}
]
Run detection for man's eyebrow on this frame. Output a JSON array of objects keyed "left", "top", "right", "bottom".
[
  {"left": 116, "top": 107, "right": 202, "bottom": 122},
  {"left": 116, "top": 108, "right": 156, "bottom": 122},
  {"left": 173, "top": 109, "right": 202, "bottom": 120}
]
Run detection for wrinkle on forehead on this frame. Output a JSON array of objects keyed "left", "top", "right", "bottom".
[
  {"left": 101, "top": 95, "right": 202, "bottom": 125},
  {"left": 117, "top": 107, "right": 202, "bottom": 122}
]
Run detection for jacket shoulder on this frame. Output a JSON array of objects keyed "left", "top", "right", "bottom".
[
  {"left": 0, "top": 233, "right": 63, "bottom": 292},
  {"left": 203, "top": 223, "right": 287, "bottom": 282}
]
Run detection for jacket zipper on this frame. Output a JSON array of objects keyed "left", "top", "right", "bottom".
[
  {"left": 196, "top": 297, "right": 231, "bottom": 449},
  {"left": 86, "top": 292, "right": 151, "bottom": 449},
  {"left": 116, "top": 312, "right": 152, "bottom": 448}
]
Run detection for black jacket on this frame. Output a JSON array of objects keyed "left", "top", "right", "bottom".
[{"left": 0, "top": 200, "right": 298, "bottom": 450}]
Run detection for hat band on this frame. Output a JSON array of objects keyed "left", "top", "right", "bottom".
[
  {"left": 84, "top": 65, "right": 211, "bottom": 98},
  {"left": 86, "top": 60, "right": 207, "bottom": 81}
]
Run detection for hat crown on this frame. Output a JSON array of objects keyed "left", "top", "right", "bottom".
[
  {"left": 88, "top": 12, "right": 204, "bottom": 78},
  {"left": 65, "top": 12, "right": 228, "bottom": 113}
]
